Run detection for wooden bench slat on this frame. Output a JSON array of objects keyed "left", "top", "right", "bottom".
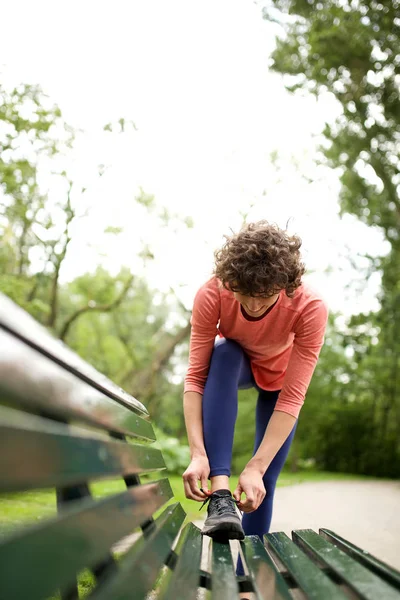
[
  {"left": 210, "top": 540, "right": 239, "bottom": 599},
  {"left": 320, "top": 528, "right": 400, "bottom": 590},
  {"left": 0, "top": 406, "right": 165, "bottom": 492},
  {"left": 0, "top": 293, "right": 147, "bottom": 415},
  {"left": 0, "top": 478, "right": 173, "bottom": 600},
  {"left": 89, "top": 502, "right": 186, "bottom": 600},
  {"left": 265, "top": 532, "right": 347, "bottom": 599},
  {"left": 242, "top": 535, "right": 292, "bottom": 600},
  {"left": 158, "top": 522, "right": 203, "bottom": 600},
  {"left": 293, "top": 529, "right": 400, "bottom": 600},
  {"left": 0, "top": 329, "right": 155, "bottom": 440}
]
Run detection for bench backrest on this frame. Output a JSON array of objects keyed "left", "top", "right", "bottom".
[{"left": 0, "top": 294, "right": 184, "bottom": 600}]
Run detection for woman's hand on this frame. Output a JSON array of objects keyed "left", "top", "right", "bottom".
[
  {"left": 182, "top": 455, "right": 211, "bottom": 501},
  {"left": 233, "top": 466, "right": 266, "bottom": 513}
]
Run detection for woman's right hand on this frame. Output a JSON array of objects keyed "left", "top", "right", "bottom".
[{"left": 182, "top": 455, "right": 211, "bottom": 501}]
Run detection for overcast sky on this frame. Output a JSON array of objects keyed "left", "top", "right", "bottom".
[{"left": 1, "top": 0, "right": 388, "bottom": 317}]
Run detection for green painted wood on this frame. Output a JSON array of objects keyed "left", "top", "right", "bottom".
[
  {"left": 0, "top": 406, "right": 165, "bottom": 492},
  {"left": 210, "top": 540, "right": 239, "bottom": 599},
  {"left": 89, "top": 502, "right": 186, "bottom": 600},
  {"left": 293, "top": 529, "right": 400, "bottom": 600},
  {"left": 158, "top": 522, "right": 203, "bottom": 600},
  {"left": 0, "top": 293, "right": 148, "bottom": 415},
  {"left": 265, "top": 532, "right": 347, "bottom": 599},
  {"left": 0, "top": 478, "right": 173, "bottom": 600},
  {"left": 320, "top": 529, "right": 400, "bottom": 590},
  {"left": 241, "top": 535, "right": 292, "bottom": 600},
  {"left": 0, "top": 329, "right": 155, "bottom": 440}
]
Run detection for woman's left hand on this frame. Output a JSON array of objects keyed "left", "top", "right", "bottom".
[{"left": 233, "top": 466, "right": 266, "bottom": 513}]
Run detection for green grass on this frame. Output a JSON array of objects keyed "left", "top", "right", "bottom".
[
  {"left": 276, "top": 469, "right": 373, "bottom": 486},
  {"left": 0, "top": 489, "right": 57, "bottom": 538},
  {"left": 0, "top": 469, "right": 375, "bottom": 536}
]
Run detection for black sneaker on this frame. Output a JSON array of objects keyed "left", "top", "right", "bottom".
[{"left": 200, "top": 489, "right": 245, "bottom": 541}]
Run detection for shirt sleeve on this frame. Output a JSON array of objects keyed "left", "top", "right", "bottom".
[
  {"left": 275, "top": 298, "right": 329, "bottom": 418},
  {"left": 184, "top": 279, "right": 220, "bottom": 395}
]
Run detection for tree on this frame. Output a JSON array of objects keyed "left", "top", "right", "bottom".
[
  {"left": 263, "top": 0, "right": 399, "bottom": 238},
  {"left": 0, "top": 82, "right": 72, "bottom": 309},
  {"left": 262, "top": 0, "right": 400, "bottom": 475},
  {"left": 60, "top": 268, "right": 190, "bottom": 414},
  {"left": 0, "top": 80, "right": 192, "bottom": 416}
]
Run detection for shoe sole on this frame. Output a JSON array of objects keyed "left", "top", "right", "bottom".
[{"left": 202, "top": 521, "right": 245, "bottom": 541}]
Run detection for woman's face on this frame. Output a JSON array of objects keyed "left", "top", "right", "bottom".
[{"left": 233, "top": 291, "right": 280, "bottom": 316}]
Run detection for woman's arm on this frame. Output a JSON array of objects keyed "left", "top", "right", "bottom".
[
  {"left": 233, "top": 411, "right": 296, "bottom": 511},
  {"left": 182, "top": 279, "right": 220, "bottom": 500},
  {"left": 234, "top": 298, "right": 328, "bottom": 512},
  {"left": 183, "top": 391, "right": 206, "bottom": 458},
  {"left": 247, "top": 410, "right": 296, "bottom": 473},
  {"left": 182, "top": 391, "right": 211, "bottom": 500},
  {"left": 274, "top": 298, "right": 329, "bottom": 417},
  {"left": 184, "top": 279, "right": 220, "bottom": 395}
]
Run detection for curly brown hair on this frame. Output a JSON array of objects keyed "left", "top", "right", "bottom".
[{"left": 213, "top": 220, "right": 305, "bottom": 298}]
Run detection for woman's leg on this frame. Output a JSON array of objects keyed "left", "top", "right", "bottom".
[
  {"left": 242, "top": 390, "right": 297, "bottom": 538},
  {"left": 202, "top": 338, "right": 254, "bottom": 481},
  {"left": 237, "top": 390, "right": 297, "bottom": 577}
]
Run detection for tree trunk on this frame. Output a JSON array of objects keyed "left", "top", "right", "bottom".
[
  {"left": 17, "top": 219, "right": 30, "bottom": 275},
  {"left": 48, "top": 258, "right": 62, "bottom": 329}
]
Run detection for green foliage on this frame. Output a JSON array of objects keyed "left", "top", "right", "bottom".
[
  {"left": 61, "top": 268, "right": 184, "bottom": 404},
  {"left": 263, "top": 0, "right": 400, "bottom": 477},
  {"left": 0, "top": 80, "right": 190, "bottom": 420},
  {"left": 265, "top": 0, "right": 399, "bottom": 239},
  {"left": 0, "top": 82, "right": 73, "bottom": 280},
  {"left": 153, "top": 427, "right": 191, "bottom": 474}
]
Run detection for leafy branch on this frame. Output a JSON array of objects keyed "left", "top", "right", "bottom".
[{"left": 59, "top": 275, "right": 134, "bottom": 341}]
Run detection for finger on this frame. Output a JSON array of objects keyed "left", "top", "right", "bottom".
[
  {"left": 183, "top": 472, "right": 203, "bottom": 500},
  {"left": 233, "top": 485, "right": 242, "bottom": 503},
  {"left": 251, "top": 492, "right": 261, "bottom": 511},
  {"left": 239, "top": 486, "right": 265, "bottom": 512},
  {"left": 239, "top": 495, "right": 256, "bottom": 513},
  {"left": 183, "top": 478, "right": 197, "bottom": 500},
  {"left": 200, "top": 475, "right": 210, "bottom": 496},
  {"left": 256, "top": 488, "right": 266, "bottom": 509},
  {"left": 183, "top": 478, "right": 194, "bottom": 500},
  {"left": 183, "top": 476, "right": 203, "bottom": 501},
  {"left": 240, "top": 502, "right": 256, "bottom": 513},
  {"left": 188, "top": 475, "right": 206, "bottom": 501}
]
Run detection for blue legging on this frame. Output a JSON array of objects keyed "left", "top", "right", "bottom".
[{"left": 202, "top": 337, "right": 297, "bottom": 542}]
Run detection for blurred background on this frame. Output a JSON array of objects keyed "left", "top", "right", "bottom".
[{"left": 1, "top": 0, "right": 399, "bottom": 483}]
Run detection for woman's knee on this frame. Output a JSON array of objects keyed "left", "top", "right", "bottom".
[{"left": 212, "top": 338, "right": 245, "bottom": 366}]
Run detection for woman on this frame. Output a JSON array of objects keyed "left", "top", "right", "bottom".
[{"left": 182, "top": 220, "right": 328, "bottom": 544}]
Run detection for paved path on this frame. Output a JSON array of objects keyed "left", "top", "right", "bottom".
[{"left": 270, "top": 480, "right": 400, "bottom": 570}]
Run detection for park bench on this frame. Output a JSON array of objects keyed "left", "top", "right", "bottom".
[{"left": 1, "top": 293, "right": 400, "bottom": 600}]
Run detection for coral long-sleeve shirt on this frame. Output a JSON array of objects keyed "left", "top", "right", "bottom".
[{"left": 184, "top": 277, "right": 328, "bottom": 418}]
